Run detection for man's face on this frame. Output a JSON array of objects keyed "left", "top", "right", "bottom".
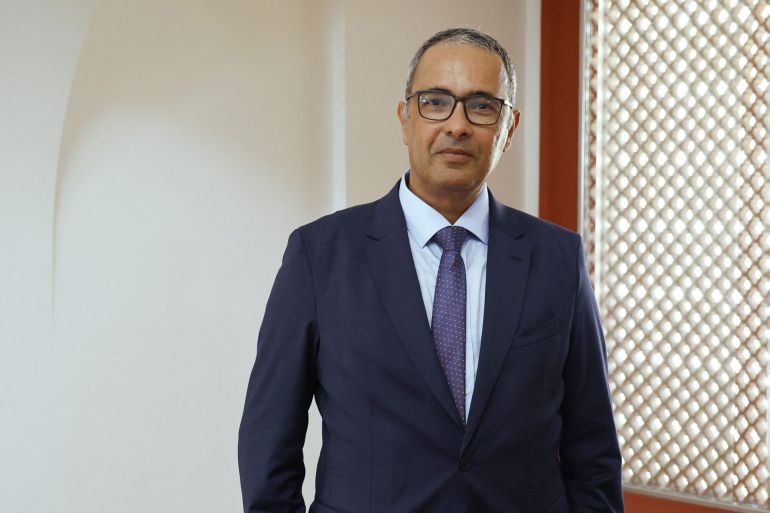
[{"left": 398, "top": 42, "right": 520, "bottom": 203}]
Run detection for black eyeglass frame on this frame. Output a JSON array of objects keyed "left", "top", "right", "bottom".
[{"left": 405, "top": 89, "right": 514, "bottom": 126}]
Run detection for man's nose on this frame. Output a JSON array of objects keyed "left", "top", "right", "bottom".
[{"left": 443, "top": 100, "right": 472, "bottom": 138}]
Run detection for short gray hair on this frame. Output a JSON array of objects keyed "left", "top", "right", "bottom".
[{"left": 405, "top": 27, "right": 517, "bottom": 105}]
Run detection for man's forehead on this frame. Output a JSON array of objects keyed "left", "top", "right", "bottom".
[{"left": 411, "top": 42, "right": 507, "bottom": 96}]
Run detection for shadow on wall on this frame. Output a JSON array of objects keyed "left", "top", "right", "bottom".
[{"left": 54, "top": 0, "right": 336, "bottom": 321}]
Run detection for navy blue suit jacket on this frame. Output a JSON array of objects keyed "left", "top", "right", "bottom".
[{"left": 238, "top": 181, "right": 623, "bottom": 513}]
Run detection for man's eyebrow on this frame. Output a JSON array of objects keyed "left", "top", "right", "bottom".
[
  {"left": 423, "top": 86, "right": 498, "bottom": 97},
  {"left": 467, "top": 90, "right": 497, "bottom": 97},
  {"left": 421, "top": 86, "right": 454, "bottom": 94}
]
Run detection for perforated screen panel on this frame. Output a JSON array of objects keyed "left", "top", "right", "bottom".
[{"left": 581, "top": 0, "right": 769, "bottom": 508}]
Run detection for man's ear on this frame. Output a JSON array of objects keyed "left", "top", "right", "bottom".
[
  {"left": 503, "top": 109, "right": 521, "bottom": 152},
  {"left": 397, "top": 101, "right": 409, "bottom": 145}
]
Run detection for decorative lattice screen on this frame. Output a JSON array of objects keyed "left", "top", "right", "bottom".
[{"left": 581, "top": 0, "right": 769, "bottom": 509}]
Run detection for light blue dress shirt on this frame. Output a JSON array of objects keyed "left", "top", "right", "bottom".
[{"left": 398, "top": 172, "right": 488, "bottom": 421}]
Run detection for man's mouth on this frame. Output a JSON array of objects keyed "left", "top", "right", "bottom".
[{"left": 438, "top": 148, "right": 472, "bottom": 156}]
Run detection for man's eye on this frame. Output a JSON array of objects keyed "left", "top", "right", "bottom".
[
  {"left": 469, "top": 98, "right": 500, "bottom": 115},
  {"left": 470, "top": 100, "right": 493, "bottom": 111},
  {"left": 420, "top": 95, "right": 451, "bottom": 108}
]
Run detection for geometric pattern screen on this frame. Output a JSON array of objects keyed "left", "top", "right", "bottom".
[{"left": 580, "top": 0, "right": 769, "bottom": 508}]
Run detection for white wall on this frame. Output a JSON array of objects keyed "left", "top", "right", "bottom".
[{"left": 0, "top": 1, "right": 539, "bottom": 511}]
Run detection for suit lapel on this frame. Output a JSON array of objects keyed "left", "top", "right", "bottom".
[
  {"left": 362, "top": 182, "right": 464, "bottom": 427},
  {"left": 462, "top": 193, "right": 532, "bottom": 451}
]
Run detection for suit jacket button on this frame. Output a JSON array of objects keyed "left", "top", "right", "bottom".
[{"left": 459, "top": 458, "right": 472, "bottom": 472}]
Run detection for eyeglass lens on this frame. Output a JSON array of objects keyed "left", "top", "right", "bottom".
[{"left": 417, "top": 91, "right": 502, "bottom": 125}]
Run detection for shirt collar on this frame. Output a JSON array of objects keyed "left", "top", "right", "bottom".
[{"left": 398, "top": 170, "right": 489, "bottom": 248}]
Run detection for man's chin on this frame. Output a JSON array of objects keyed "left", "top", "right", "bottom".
[{"left": 431, "top": 171, "right": 485, "bottom": 194}]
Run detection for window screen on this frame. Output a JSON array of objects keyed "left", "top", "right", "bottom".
[{"left": 581, "top": 0, "right": 769, "bottom": 508}]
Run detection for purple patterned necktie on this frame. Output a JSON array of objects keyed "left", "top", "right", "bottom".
[{"left": 431, "top": 226, "right": 470, "bottom": 426}]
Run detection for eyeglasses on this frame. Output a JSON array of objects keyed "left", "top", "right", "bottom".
[{"left": 405, "top": 90, "right": 512, "bottom": 126}]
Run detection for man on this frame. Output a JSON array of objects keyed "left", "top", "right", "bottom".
[{"left": 239, "top": 28, "right": 623, "bottom": 513}]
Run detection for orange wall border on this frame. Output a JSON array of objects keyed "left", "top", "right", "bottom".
[
  {"left": 625, "top": 492, "right": 735, "bottom": 513},
  {"left": 539, "top": 0, "right": 581, "bottom": 231},
  {"left": 539, "top": 2, "right": 735, "bottom": 512}
]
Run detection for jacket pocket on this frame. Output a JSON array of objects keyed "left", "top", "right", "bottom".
[
  {"left": 512, "top": 317, "right": 558, "bottom": 348},
  {"left": 309, "top": 500, "right": 342, "bottom": 513}
]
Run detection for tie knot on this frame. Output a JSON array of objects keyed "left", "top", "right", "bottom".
[{"left": 433, "top": 226, "right": 470, "bottom": 252}]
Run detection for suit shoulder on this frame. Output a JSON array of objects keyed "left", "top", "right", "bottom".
[
  {"left": 495, "top": 205, "right": 585, "bottom": 291},
  {"left": 502, "top": 205, "right": 581, "bottom": 247},
  {"left": 289, "top": 199, "right": 378, "bottom": 255},
  {"left": 297, "top": 200, "right": 376, "bottom": 235}
]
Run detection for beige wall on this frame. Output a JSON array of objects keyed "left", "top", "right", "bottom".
[{"left": 0, "top": 1, "right": 539, "bottom": 511}]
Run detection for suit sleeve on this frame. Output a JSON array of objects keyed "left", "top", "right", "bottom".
[
  {"left": 238, "top": 229, "right": 319, "bottom": 513},
  {"left": 560, "top": 236, "right": 624, "bottom": 512}
]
